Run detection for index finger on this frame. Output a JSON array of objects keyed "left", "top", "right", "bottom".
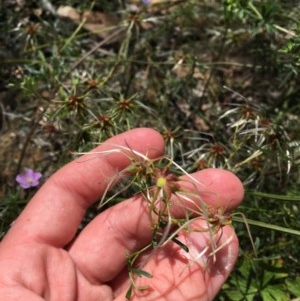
[{"left": 4, "top": 128, "right": 165, "bottom": 247}]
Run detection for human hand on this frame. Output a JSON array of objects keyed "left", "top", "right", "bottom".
[{"left": 0, "top": 128, "right": 244, "bottom": 301}]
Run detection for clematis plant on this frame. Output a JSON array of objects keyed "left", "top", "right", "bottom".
[{"left": 16, "top": 168, "right": 42, "bottom": 189}]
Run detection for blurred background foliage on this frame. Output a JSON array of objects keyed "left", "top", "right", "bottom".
[{"left": 1, "top": 0, "right": 300, "bottom": 299}]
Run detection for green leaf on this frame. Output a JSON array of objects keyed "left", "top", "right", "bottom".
[
  {"left": 224, "top": 257, "right": 258, "bottom": 301},
  {"left": 125, "top": 284, "right": 133, "bottom": 300},
  {"left": 259, "top": 261, "right": 288, "bottom": 286},
  {"left": 248, "top": 191, "right": 300, "bottom": 202},
  {"left": 285, "top": 277, "right": 300, "bottom": 297},
  {"left": 261, "top": 284, "right": 288, "bottom": 301},
  {"left": 131, "top": 268, "right": 153, "bottom": 278},
  {"left": 233, "top": 216, "right": 300, "bottom": 236},
  {"left": 172, "top": 237, "right": 189, "bottom": 253},
  {"left": 224, "top": 289, "right": 256, "bottom": 301}
]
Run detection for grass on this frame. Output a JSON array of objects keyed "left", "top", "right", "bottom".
[{"left": 1, "top": 0, "right": 300, "bottom": 300}]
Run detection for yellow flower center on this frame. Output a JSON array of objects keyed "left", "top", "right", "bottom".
[{"left": 156, "top": 176, "right": 166, "bottom": 188}]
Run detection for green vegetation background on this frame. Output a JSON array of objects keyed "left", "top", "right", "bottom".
[{"left": 1, "top": 0, "right": 300, "bottom": 300}]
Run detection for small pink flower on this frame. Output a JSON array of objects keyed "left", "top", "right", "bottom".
[{"left": 16, "top": 168, "right": 42, "bottom": 189}]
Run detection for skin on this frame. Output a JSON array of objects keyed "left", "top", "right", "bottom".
[{"left": 0, "top": 128, "right": 244, "bottom": 301}]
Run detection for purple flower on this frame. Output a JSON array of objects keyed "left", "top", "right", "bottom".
[
  {"left": 141, "top": 0, "right": 151, "bottom": 4},
  {"left": 16, "top": 168, "right": 42, "bottom": 189}
]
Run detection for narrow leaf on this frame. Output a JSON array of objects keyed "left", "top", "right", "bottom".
[
  {"left": 126, "top": 284, "right": 133, "bottom": 300},
  {"left": 248, "top": 191, "right": 300, "bottom": 202},
  {"left": 233, "top": 217, "right": 300, "bottom": 236},
  {"left": 131, "top": 268, "right": 153, "bottom": 278},
  {"left": 172, "top": 237, "right": 189, "bottom": 253}
]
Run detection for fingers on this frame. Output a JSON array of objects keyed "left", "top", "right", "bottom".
[
  {"left": 4, "top": 128, "right": 165, "bottom": 247},
  {"left": 68, "top": 168, "right": 244, "bottom": 285},
  {"left": 174, "top": 168, "right": 244, "bottom": 215},
  {"left": 191, "top": 168, "right": 244, "bottom": 211}
]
